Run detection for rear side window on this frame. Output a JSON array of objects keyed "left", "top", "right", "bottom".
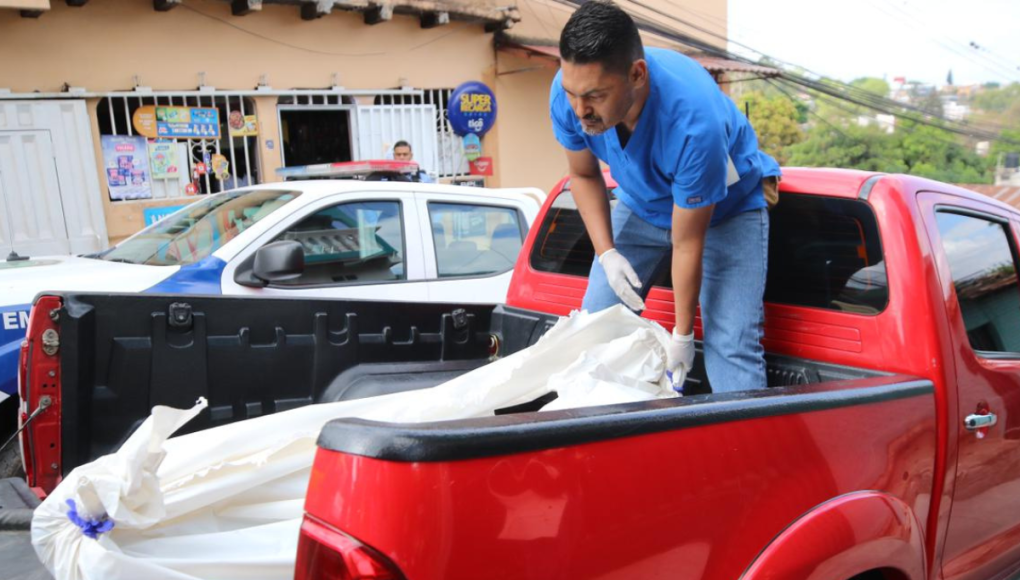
[
  {"left": 765, "top": 195, "right": 887, "bottom": 314},
  {"left": 429, "top": 202, "right": 524, "bottom": 277},
  {"left": 530, "top": 191, "right": 888, "bottom": 313},
  {"left": 935, "top": 211, "right": 1020, "bottom": 354}
]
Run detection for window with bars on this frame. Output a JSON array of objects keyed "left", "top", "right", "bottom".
[{"left": 96, "top": 95, "right": 261, "bottom": 200}]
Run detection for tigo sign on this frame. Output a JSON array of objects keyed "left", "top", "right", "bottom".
[{"left": 449, "top": 81, "right": 497, "bottom": 137}]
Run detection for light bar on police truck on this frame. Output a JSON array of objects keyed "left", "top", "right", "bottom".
[{"left": 275, "top": 160, "right": 419, "bottom": 180}]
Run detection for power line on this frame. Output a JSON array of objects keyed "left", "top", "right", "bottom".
[
  {"left": 860, "top": 0, "right": 1020, "bottom": 82},
  {"left": 888, "top": 0, "right": 1020, "bottom": 77}
]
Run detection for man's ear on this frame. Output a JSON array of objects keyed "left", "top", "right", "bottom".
[{"left": 631, "top": 59, "right": 649, "bottom": 87}]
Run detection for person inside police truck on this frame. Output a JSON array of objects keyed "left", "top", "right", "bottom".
[
  {"left": 550, "top": 1, "right": 782, "bottom": 393},
  {"left": 392, "top": 140, "right": 434, "bottom": 183}
]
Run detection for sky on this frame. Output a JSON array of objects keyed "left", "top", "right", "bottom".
[{"left": 724, "top": 0, "right": 1020, "bottom": 87}]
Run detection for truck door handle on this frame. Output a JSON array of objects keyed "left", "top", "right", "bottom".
[{"left": 965, "top": 413, "right": 998, "bottom": 431}]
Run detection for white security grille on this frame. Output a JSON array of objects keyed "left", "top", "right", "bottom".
[
  {"left": 357, "top": 105, "right": 439, "bottom": 176},
  {"left": 376, "top": 89, "right": 469, "bottom": 177}
]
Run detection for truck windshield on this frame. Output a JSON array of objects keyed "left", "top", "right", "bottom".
[{"left": 97, "top": 189, "right": 301, "bottom": 266}]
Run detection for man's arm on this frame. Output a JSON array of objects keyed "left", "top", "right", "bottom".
[
  {"left": 564, "top": 149, "right": 614, "bottom": 256},
  {"left": 670, "top": 204, "right": 713, "bottom": 334}
]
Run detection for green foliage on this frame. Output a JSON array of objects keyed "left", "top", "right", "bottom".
[
  {"left": 735, "top": 92, "right": 804, "bottom": 164},
  {"left": 785, "top": 120, "right": 991, "bottom": 184},
  {"left": 850, "top": 77, "right": 890, "bottom": 98},
  {"left": 786, "top": 123, "right": 907, "bottom": 172},
  {"left": 973, "top": 83, "right": 1020, "bottom": 114}
]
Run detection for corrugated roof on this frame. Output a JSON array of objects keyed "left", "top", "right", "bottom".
[
  {"left": 498, "top": 39, "right": 780, "bottom": 77},
  {"left": 957, "top": 184, "right": 1020, "bottom": 208}
]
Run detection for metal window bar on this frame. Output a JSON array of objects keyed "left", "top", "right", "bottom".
[{"left": 239, "top": 96, "right": 252, "bottom": 188}]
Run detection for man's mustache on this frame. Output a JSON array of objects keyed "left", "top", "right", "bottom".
[{"left": 583, "top": 114, "right": 603, "bottom": 123}]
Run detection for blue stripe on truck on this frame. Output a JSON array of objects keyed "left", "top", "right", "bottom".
[
  {"left": 0, "top": 304, "right": 30, "bottom": 397},
  {"left": 144, "top": 256, "right": 226, "bottom": 295}
]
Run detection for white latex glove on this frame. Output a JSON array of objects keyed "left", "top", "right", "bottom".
[
  {"left": 598, "top": 248, "right": 645, "bottom": 311},
  {"left": 667, "top": 329, "right": 695, "bottom": 390}
]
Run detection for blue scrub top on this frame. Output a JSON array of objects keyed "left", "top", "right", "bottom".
[{"left": 550, "top": 47, "right": 781, "bottom": 228}]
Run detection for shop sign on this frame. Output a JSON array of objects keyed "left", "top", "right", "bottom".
[
  {"left": 228, "top": 110, "right": 259, "bottom": 137},
  {"left": 448, "top": 81, "right": 497, "bottom": 137},
  {"left": 469, "top": 156, "right": 493, "bottom": 176},
  {"left": 155, "top": 107, "right": 220, "bottom": 139},
  {"left": 143, "top": 205, "right": 188, "bottom": 226},
  {"left": 101, "top": 135, "right": 152, "bottom": 201},
  {"left": 462, "top": 133, "right": 481, "bottom": 161}
]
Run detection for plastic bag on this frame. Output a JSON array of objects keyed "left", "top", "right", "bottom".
[{"left": 32, "top": 306, "right": 676, "bottom": 580}]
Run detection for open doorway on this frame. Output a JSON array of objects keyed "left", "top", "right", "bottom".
[{"left": 279, "top": 108, "right": 355, "bottom": 167}]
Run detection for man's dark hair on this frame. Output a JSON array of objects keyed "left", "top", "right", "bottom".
[
  {"left": 394, "top": 140, "right": 411, "bottom": 150},
  {"left": 559, "top": 1, "right": 644, "bottom": 75}
]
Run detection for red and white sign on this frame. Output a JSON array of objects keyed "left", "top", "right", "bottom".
[{"left": 469, "top": 156, "right": 493, "bottom": 176}]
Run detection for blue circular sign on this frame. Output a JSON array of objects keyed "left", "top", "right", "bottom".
[{"left": 449, "top": 81, "right": 497, "bottom": 137}]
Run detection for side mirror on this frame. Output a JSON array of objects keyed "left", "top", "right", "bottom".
[{"left": 254, "top": 240, "right": 304, "bottom": 283}]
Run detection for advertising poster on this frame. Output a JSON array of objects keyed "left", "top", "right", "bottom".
[
  {"left": 156, "top": 106, "right": 220, "bottom": 139},
  {"left": 227, "top": 110, "right": 259, "bottom": 137},
  {"left": 101, "top": 135, "right": 152, "bottom": 201},
  {"left": 148, "top": 140, "right": 180, "bottom": 180}
]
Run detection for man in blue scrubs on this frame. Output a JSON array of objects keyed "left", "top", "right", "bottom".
[{"left": 551, "top": 1, "right": 781, "bottom": 392}]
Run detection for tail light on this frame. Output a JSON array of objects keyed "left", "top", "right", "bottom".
[
  {"left": 19, "top": 295, "right": 63, "bottom": 493},
  {"left": 295, "top": 515, "right": 406, "bottom": 580}
]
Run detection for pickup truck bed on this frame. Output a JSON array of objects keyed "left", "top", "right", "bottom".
[{"left": 25, "top": 292, "right": 888, "bottom": 493}]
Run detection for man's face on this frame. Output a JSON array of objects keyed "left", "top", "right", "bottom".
[
  {"left": 394, "top": 146, "right": 413, "bottom": 161},
  {"left": 560, "top": 60, "right": 644, "bottom": 136}
]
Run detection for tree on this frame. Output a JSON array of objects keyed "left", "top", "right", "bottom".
[
  {"left": 735, "top": 92, "right": 804, "bottom": 164},
  {"left": 784, "top": 121, "right": 991, "bottom": 183},
  {"left": 850, "top": 77, "right": 891, "bottom": 99},
  {"left": 786, "top": 123, "right": 907, "bottom": 172},
  {"left": 973, "top": 83, "right": 1020, "bottom": 115}
]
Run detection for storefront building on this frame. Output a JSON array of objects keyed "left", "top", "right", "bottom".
[{"left": 0, "top": 0, "right": 737, "bottom": 251}]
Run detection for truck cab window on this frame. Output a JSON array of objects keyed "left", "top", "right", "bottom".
[
  {"left": 935, "top": 211, "right": 1020, "bottom": 354},
  {"left": 530, "top": 191, "right": 888, "bottom": 314},
  {"left": 271, "top": 200, "right": 405, "bottom": 287},
  {"left": 429, "top": 203, "right": 524, "bottom": 277}
]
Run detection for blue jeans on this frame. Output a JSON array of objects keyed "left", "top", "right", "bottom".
[{"left": 581, "top": 202, "right": 769, "bottom": 393}]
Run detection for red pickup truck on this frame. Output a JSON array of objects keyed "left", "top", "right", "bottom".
[
  {"left": 15, "top": 168, "right": 1020, "bottom": 580},
  {"left": 298, "top": 168, "right": 1020, "bottom": 580}
]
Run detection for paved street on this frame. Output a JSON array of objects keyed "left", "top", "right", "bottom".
[{"left": 1, "top": 531, "right": 52, "bottom": 580}]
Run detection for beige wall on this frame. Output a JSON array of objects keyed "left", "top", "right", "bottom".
[
  {"left": 0, "top": 0, "right": 494, "bottom": 92},
  {"left": 492, "top": 50, "right": 566, "bottom": 192}
]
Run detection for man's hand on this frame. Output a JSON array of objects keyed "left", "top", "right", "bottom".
[
  {"left": 598, "top": 248, "right": 645, "bottom": 311},
  {"left": 667, "top": 329, "right": 695, "bottom": 389}
]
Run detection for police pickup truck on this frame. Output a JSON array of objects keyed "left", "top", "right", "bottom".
[{"left": 0, "top": 161, "right": 543, "bottom": 474}]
